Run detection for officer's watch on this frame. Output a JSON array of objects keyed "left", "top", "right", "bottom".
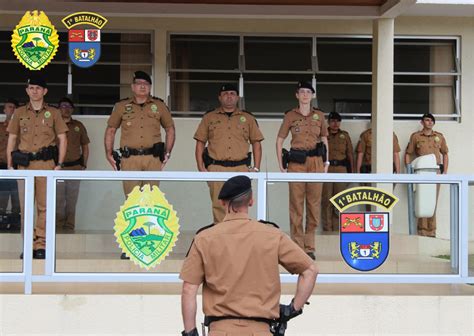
[
  {"left": 57, "top": 162, "right": 65, "bottom": 168},
  {"left": 249, "top": 166, "right": 260, "bottom": 172},
  {"left": 165, "top": 152, "right": 171, "bottom": 158},
  {"left": 324, "top": 161, "right": 330, "bottom": 166}
]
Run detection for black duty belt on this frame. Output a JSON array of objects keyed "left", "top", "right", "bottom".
[
  {"left": 329, "top": 159, "right": 348, "bottom": 166},
  {"left": 29, "top": 146, "right": 57, "bottom": 161},
  {"left": 290, "top": 147, "right": 321, "bottom": 157},
  {"left": 121, "top": 147, "right": 154, "bottom": 157},
  {"left": 63, "top": 156, "right": 84, "bottom": 167},
  {"left": 204, "top": 316, "right": 274, "bottom": 327},
  {"left": 208, "top": 153, "right": 251, "bottom": 168}
]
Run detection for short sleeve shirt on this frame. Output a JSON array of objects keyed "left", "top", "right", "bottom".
[
  {"left": 277, "top": 107, "right": 328, "bottom": 150},
  {"left": 107, "top": 96, "right": 174, "bottom": 149},
  {"left": 7, "top": 103, "right": 68, "bottom": 153},
  {"left": 356, "top": 129, "right": 401, "bottom": 165},
  {"left": 63, "top": 119, "right": 90, "bottom": 162},
  {"left": 194, "top": 108, "right": 264, "bottom": 161},
  {"left": 180, "top": 213, "right": 313, "bottom": 319},
  {"left": 406, "top": 131, "right": 448, "bottom": 164},
  {"left": 328, "top": 129, "right": 353, "bottom": 161}
]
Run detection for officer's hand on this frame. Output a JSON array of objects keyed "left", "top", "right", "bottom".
[
  {"left": 54, "top": 165, "right": 62, "bottom": 171},
  {"left": 181, "top": 327, "right": 199, "bottom": 336},
  {"left": 279, "top": 301, "right": 303, "bottom": 323},
  {"left": 279, "top": 165, "right": 287, "bottom": 173},
  {"left": 324, "top": 165, "right": 329, "bottom": 173},
  {"left": 198, "top": 165, "right": 208, "bottom": 172},
  {"left": 106, "top": 154, "right": 117, "bottom": 171}
]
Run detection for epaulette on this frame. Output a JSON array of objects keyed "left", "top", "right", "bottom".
[
  {"left": 313, "top": 107, "right": 324, "bottom": 113},
  {"left": 258, "top": 220, "right": 279, "bottom": 229},
  {"left": 151, "top": 96, "right": 164, "bottom": 102},
  {"left": 185, "top": 223, "right": 215, "bottom": 257},
  {"left": 284, "top": 108, "right": 293, "bottom": 115},
  {"left": 204, "top": 108, "right": 216, "bottom": 115}
]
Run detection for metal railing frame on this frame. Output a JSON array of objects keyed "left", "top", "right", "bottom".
[{"left": 0, "top": 170, "right": 472, "bottom": 294}]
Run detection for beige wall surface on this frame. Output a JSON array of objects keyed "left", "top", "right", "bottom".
[{"left": 0, "top": 14, "right": 473, "bottom": 242}]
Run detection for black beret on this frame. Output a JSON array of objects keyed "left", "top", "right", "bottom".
[
  {"left": 58, "top": 97, "right": 74, "bottom": 108},
  {"left": 218, "top": 175, "right": 252, "bottom": 200},
  {"left": 27, "top": 75, "right": 47, "bottom": 89},
  {"left": 133, "top": 71, "right": 152, "bottom": 85},
  {"left": 219, "top": 83, "right": 239, "bottom": 95},
  {"left": 5, "top": 98, "right": 19, "bottom": 107},
  {"left": 296, "top": 81, "right": 315, "bottom": 93},
  {"left": 328, "top": 112, "right": 342, "bottom": 121},
  {"left": 421, "top": 113, "right": 435, "bottom": 123}
]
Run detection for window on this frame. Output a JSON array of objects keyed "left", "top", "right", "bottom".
[
  {"left": 168, "top": 34, "right": 460, "bottom": 121},
  {"left": 0, "top": 31, "right": 152, "bottom": 115}
]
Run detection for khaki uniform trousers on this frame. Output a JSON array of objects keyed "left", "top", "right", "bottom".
[
  {"left": 18, "top": 159, "right": 55, "bottom": 249},
  {"left": 56, "top": 164, "right": 82, "bottom": 231},
  {"left": 321, "top": 165, "right": 348, "bottom": 231},
  {"left": 417, "top": 183, "right": 440, "bottom": 237},
  {"left": 209, "top": 319, "right": 272, "bottom": 336},
  {"left": 207, "top": 164, "right": 249, "bottom": 223},
  {"left": 288, "top": 156, "right": 324, "bottom": 253},
  {"left": 121, "top": 155, "right": 162, "bottom": 196}
]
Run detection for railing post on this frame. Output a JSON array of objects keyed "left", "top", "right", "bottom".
[
  {"left": 45, "top": 175, "right": 57, "bottom": 276},
  {"left": 23, "top": 176, "right": 35, "bottom": 294},
  {"left": 257, "top": 172, "right": 267, "bottom": 220}
]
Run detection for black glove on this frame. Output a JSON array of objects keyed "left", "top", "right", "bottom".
[
  {"left": 181, "top": 328, "right": 199, "bottom": 336},
  {"left": 279, "top": 301, "right": 303, "bottom": 323}
]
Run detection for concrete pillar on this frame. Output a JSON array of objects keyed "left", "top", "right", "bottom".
[
  {"left": 372, "top": 18, "right": 394, "bottom": 174},
  {"left": 153, "top": 29, "right": 168, "bottom": 101}
]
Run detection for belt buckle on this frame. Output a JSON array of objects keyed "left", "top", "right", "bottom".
[{"left": 137, "top": 149, "right": 144, "bottom": 155}]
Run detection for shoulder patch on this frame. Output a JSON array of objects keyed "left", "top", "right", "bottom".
[
  {"left": 152, "top": 96, "right": 164, "bottom": 102},
  {"left": 258, "top": 220, "right": 280, "bottom": 229}
]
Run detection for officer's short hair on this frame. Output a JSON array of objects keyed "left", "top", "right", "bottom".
[
  {"left": 58, "top": 97, "right": 74, "bottom": 108},
  {"left": 421, "top": 113, "right": 435, "bottom": 124}
]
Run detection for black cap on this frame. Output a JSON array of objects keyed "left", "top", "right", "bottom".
[
  {"left": 328, "top": 112, "right": 342, "bottom": 121},
  {"left": 27, "top": 75, "right": 47, "bottom": 89},
  {"left": 58, "top": 97, "right": 74, "bottom": 108},
  {"left": 218, "top": 175, "right": 252, "bottom": 200},
  {"left": 421, "top": 113, "right": 435, "bottom": 123},
  {"left": 5, "top": 98, "right": 19, "bottom": 108},
  {"left": 133, "top": 71, "right": 152, "bottom": 85},
  {"left": 219, "top": 83, "right": 239, "bottom": 95},
  {"left": 296, "top": 81, "right": 315, "bottom": 93}
]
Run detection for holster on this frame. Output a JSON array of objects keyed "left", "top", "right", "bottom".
[
  {"left": 11, "top": 150, "right": 30, "bottom": 168},
  {"left": 152, "top": 142, "right": 165, "bottom": 162},
  {"left": 112, "top": 150, "right": 121, "bottom": 171},
  {"left": 288, "top": 149, "right": 307, "bottom": 164},
  {"left": 316, "top": 142, "right": 327, "bottom": 162},
  {"left": 282, "top": 148, "right": 289, "bottom": 169},
  {"left": 345, "top": 159, "right": 352, "bottom": 173},
  {"left": 202, "top": 148, "right": 212, "bottom": 169}
]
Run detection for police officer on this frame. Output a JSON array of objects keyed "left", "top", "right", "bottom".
[
  {"left": 276, "top": 81, "right": 329, "bottom": 260},
  {"left": 104, "top": 71, "right": 175, "bottom": 196},
  {"left": 180, "top": 175, "right": 318, "bottom": 336},
  {"left": 405, "top": 113, "right": 448, "bottom": 237},
  {"left": 194, "top": 83, "right": 264, "bottom": 223},
  {"left": 0, "top": 98, "right": 20, "bottom": 218},
  {"left": 7, "top": 76, "right": 68, "bottom": 259},
  {"left": 321, "top": 112, "right": 354, "bottom": 232},
  {"left": 55, "top": 97, "right": 90, "bottom": 233},
  {"left": 355, "top": 128, "right": 401, "bottom": 174}
]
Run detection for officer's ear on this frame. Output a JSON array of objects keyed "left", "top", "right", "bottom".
[
  {"left": 248, "top": 197, "right": 254, "bottom": 207},
  {"left": 43, "top": 88, "right": 48, "bottom": 96}
]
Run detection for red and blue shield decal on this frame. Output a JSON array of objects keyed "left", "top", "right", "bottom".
[
  {"left": 68, "top": 29, "right": 101, "bottom": 68},
  {"left": 340, "top": 212, "right": 389, "bottom": 271}
]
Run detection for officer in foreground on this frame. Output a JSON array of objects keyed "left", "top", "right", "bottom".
[
  {"left": 405, "top": 113, "right": 448, "bottom": 237},
  {"left": 104, "top": 71, "right": 175, "bottom": 196},
  {"left": 55, "top": 97, "right": 90, "bottom": 233},
  {"left": 7, "top": 75, "right": 68, "bottom": 259},
  {"left": 194, "top": 84, "right": 264, "bottom": 223},
  {"left": 321, "top": 112, "right": 354, "bottom": 232},
  {"left": 180, "top": 175, "right": 318, "bottom": 336}
]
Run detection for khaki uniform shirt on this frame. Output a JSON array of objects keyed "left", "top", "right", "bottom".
[
  {"left": 7, "top": 103, "right": 68, "bottom": 153},
  {"left": 406, "top": 130, "right": 448, "bottom": 164},
  {"left": 107, "top": 96, "right": 174, "bottom": 149},
  {"left": 63, "top": 119, "right": 90, "bottom": 163},
  {"left": 277, "top": 108, "right": 328, "bottom": 150},
  {"left": 356, "top": 129, "right": 401, "bottom": 165},
  {"left": 180, "top": 213, "right": 313, "bottom": 319},
  {"left": 0, "top": 121, "right": 8, "bottom": 163},
  {"left": 328, "top": 128, "right": 353, "bottom": 161},
  {"left": 194, "top": 108, "right": 264, "bottom": 161}
]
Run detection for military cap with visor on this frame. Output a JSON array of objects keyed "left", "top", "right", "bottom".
[
  {"left": 218, "top": 175, "right": 252, "bottom": 200},
  {"left": 421, "top": 113, "right": 435, "bottom": 123},
  {"left": 328, "top": 112, "right": 342, "bottom": 121},
  {"left": 219, "top": 83, "right": 239, "bottom": 95},
  {"left": 296, "top": 81, "right": 315, "bottom": 94},
  {"left": 133, "top": 71, "right": 152, "bottom": 85},
  {"left": 27, "top": 75, "right": 47, "bottom": 89}
]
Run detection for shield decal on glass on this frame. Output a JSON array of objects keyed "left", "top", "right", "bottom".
[{"left": 340, "top": 212, "right": 389, "bottom": 271}]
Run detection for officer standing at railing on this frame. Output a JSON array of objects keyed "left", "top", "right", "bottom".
[
  {"left": 104, "top": 71, "right": 176, "bottom": 196},
  {"left": 321, "top": 112, "right": 354, "bottom": 232},
  {"left": 405, "top": 113, "right": 449, "bottom": 237},
  {"left": 0, "top": 98, "right": 21, "bottom": 219},
  {"left": 180, "top": 175, "right": 318, "bottom": 336},
  {"left": 6, "top": 75, "right": 68, "bottom": 259},
  {"left": 194, "top": 83, "right": 264, "bottom": 223},
  {"left": 276, "top": 81, "right": 329, "bottom": 260},
  {"left": 55, "top": 97, "right": 90, "bottom": 233}
]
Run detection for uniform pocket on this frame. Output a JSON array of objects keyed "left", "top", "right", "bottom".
[{"left": 41, "top": 119, "right": 54, "bottom": 134}]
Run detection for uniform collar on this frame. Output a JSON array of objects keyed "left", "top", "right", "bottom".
[
  {"left": 420, "top": 130, "right": 435, "bottom": 137},
  {"left": 292, "top": 106, "right": 316, "bottom": 117},
  {"left": 131, "top": 96, "right": 153, "bottom": 105},
  {"left": 221, "top": 212, "right": 250, "bottom": 223},
  {"left": 26, "top": 102, "right": 47, "bottom": 112},
  {"left": 217, "top": 107, "right": 241, "bottom": 115},
  {"left": 328, "top": 127, "right": 341, "bottom": 135}
]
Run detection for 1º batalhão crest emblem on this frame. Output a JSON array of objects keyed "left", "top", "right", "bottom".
[
  {"left": 11, "top": 10, "right": 59, "bottom": 70},
  {"left": 62, "top": 12, "right": 108, "bottom": 68},
  {"left": 114, "top": 184, "right": 180, "bottom": 270}
]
